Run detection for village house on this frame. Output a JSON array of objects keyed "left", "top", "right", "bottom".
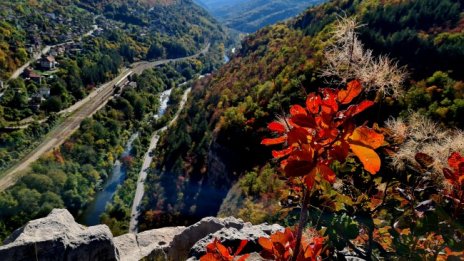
[
  {"left": 39, "top": 87, "right": 51, "bottom": 98},
  {"left": 22, "top": 67, "right": 43, "bottom": 83},
  {"left": 40, "top": 56, "right": 57, "bottom": 70}
]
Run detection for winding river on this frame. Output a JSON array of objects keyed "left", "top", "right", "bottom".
[
  {"left": 80, "top": 133, "right": 139, "bottom": 225},
  {"left": 79, "top": 88, "right": 173, "bottom": 226}
]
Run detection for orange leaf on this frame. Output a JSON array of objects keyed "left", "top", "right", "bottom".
[
  {"left": 350, "top": 126, "right": 384, "bottom": 149},
  {"left": 258, "top": 237, "right": 273, "bottom": 251},
  {"left": 349, "top": 144, "right": 381, "bottom": 174},
  {"left": 270, "top": 230, "right": 290, "bottom": 246},
  {"left": 306, "top": 93, "right": 321, "bottom": 114},
  {"left": 268, "top": 122, "right": 286, "bottom": 134},
  {"left": 338, "top": 80, "right": 362, "bottom": 104},
  {"left": 261, "top": 136, "right": 286, "bottom": 146},
  {"left": 215, "top": 241, "right": 232, "bottom": 258}
]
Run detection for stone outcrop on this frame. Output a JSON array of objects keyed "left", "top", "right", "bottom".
[
  {"left": 189, "top": 223, "right": 283, "bottom": 258},
  {"left": 0, "top": 209, "right": 282, "bottom": 261},
  {"left": 0, "top": 209, "right": 118, "bottom": 261}
]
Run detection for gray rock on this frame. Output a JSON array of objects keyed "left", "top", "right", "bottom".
[
  {"left": 114, "top": 226, "right": 186, "bottom": 261},
  {"left": 0, "top": 209, "right": 118, "bottom": 261},
  {"left": 0, "top": 209, "right": 283, "bottom": 261},
  {"left": 189, "top": 222, "right": 284, "bottom": 258},
  {"left": 166, "top": 216, "right": 245, "bottom": 260}
]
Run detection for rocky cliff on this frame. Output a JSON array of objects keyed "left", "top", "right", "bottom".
[{"left": 0, "top": 209, "right": 283, "bottom": 261}]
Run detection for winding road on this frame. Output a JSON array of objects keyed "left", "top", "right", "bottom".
[
  {"left": 0, "top": 44, "right": 208, "bottom": 191},
  {"left": 129, "top": 87, "right": 192, "bottom": 233}
]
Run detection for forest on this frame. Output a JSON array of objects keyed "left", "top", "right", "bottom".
[{"left": 139, "top": 0, "right": 464, "bottom": 259}]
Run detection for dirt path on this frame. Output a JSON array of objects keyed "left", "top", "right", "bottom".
[{"left": 129, "top": 87, "right": 192, "bottom": 233}]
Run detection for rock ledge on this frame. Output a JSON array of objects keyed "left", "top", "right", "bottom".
[{"left": 0, "top": 209, "right": 282, "bottom": 261}]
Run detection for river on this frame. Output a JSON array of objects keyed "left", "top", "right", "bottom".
[
  {"left": 79, "top": 133, "right": 138, "bottom": 226},
  {"left": 79, "top": 88, "right": 172, "bottom": 226}
]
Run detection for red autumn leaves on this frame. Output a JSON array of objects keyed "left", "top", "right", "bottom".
[
  {"left": 258, "top": 228, "right": 324, "bottom": 261},
  {"left": 200, "top": 239, "right": 249, "bottom": 261},
  {"left": 443, "top": 152, "right": 464, "bottom": 208},
  {"left": 262, "top": 80, "right": 384, "bottom": 189},
  {"left": 443, "top": 152, "right": 464, "bottom": 186}
]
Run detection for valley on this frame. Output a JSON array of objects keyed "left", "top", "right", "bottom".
[{"left": 0, "top": 0, "right": 463, "bottom": 260}]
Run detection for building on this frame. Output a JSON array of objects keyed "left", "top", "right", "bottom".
[
  {"left": 23, "top": 67, "right": 43, "bottom": 83},
  {"left": 39, "top": 87, "right": 50, "bottom": 98},
  {"left": 40, "top": 56, "right": 57, "bottom": 70}
]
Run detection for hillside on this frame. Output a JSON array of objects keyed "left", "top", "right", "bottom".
[
  {"left": 139, "top": 0, "right": 464, "bottom": 258},
  {"left": 195, "top": 0, "right": 325, "bottom": 32},
  {"left": 0, "top": 0, "right": 227, "bottom": 241}
]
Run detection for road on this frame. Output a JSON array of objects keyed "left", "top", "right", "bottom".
[
  {"left": 0, "top": 69, "right": 129, "bottom": 191},
  {"left": 2, "top": 43, "right": 209, "bottom": 129},
  {"left": 0, "top": 44, "right": 208, "bottom": 191},
  {"left": 3, "top": 16, "right": 101, "bottom": 92},
  {"left": 129, "top": 87, "right": 192, "bottom": 233}
]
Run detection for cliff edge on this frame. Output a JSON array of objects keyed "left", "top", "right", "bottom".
[{"left": 0, "top": 209, "right": 283, "bottom": 261}]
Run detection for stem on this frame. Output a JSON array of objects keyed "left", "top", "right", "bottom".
[{"left": 292, "top": 187, "right": 311, "bottom": 261}]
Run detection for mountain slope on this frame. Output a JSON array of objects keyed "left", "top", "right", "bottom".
[
  {"left": 140, "top": 0, "right": 464, "bottom": 232},
  {"left": 195, "top": 0, "right": 325, "bottom": 32}
]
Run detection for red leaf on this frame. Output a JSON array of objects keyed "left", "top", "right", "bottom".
[
  {"left": 234, "top": 240, "right": 248, "bottom": 256},
  {"left": 268, "top": 122, "right": 286, "bottom": 134},
  {"left": 343, "top": 100, "right": 374, "bottom": 118},
  {"left": 272, "top": 147, "right": 293, "bottom": 159},
  {"left": 200, "top": 253, "right": 218, "bottom": 261},
  {"left": 448, "top": 152, "right": 464, "bottom": 172},
  {"left": 328, "top": 141, "right": 350, "bottom": 162},
  {"left": 290, "top": 105, "right": 307, "bottom": 116},
  {"left": 306, "top": 93, "right": 321, "bottom": 114},
  {"left": 291, "top": 114, "right": 316, "bottom": 128},
  {"left": 284, "top": 158, "right": 315, "bottom": 178},
  {"left": 261, "top": 136, "right": 286, "bottom": 146},
  {"left": 338, "top": 80, "right": 362, "bottom": 104},
  {"left": 443, "top": 168, "right": 455, "bottom": 180},
  {"left": 206, "top": 241, "right": 216, "bottom": 252},
  {"left": 287, "top": 127, "right": 311, "bottom": 146},
  {"left": 314, "top": 163, "right": 336, "bottom": 183},
  {"left": 304, "top": 173, "right": 316, "bottom": 189},
  {"left": 320, "top": 88, "right": 339, "bottom": 114}
]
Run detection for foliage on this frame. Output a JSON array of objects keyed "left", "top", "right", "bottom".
[
  {"left": 200, "top": 239, "right": 249, "bottom": 261},
  {"left": 258, "top": 228, "right": 324, "bottom": 260},
  {"left": 199, "top": 0, "right": 325, "bottom": 33}
]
